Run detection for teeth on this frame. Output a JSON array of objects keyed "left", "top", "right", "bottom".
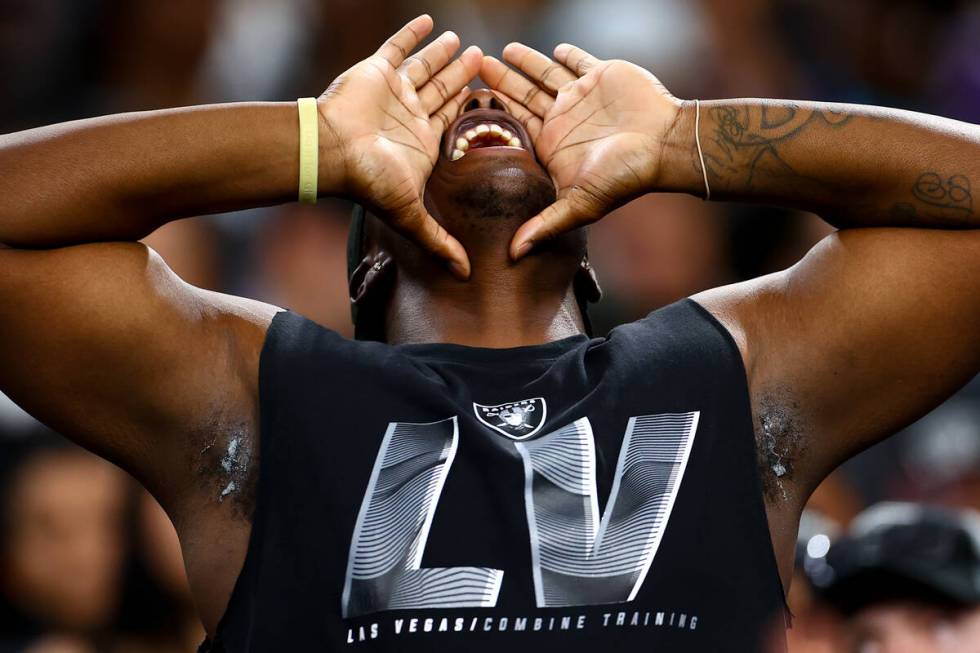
[{"left": 454, "top": 122, "right": 524, "bottom": 156}]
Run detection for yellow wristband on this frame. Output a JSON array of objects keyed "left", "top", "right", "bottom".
[{"left": 297, "top": 97, "right": 318, "bottom": 204}]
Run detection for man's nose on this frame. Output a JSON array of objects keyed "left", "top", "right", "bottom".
[{"left": 461, "top": 89, "right": 507, "bottom": 114}]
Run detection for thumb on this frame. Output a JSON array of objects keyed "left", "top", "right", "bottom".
[
  {"left": 509, "top": 189, "right": 603, "bottom": 260},
  {"left": 390, "top": 200, "right": 471, "bottom": 279}
]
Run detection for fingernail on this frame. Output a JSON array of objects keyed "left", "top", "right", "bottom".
[
  {"left": 514, "top": 240, "right": 533, "bottom": 259},
  {"left": 449, "top": 261, "right": 469, "bottom": 279}
]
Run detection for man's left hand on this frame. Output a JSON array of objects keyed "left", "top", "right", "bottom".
[{"left": 481, "top": 43, "right": 684, "bottom": 260}]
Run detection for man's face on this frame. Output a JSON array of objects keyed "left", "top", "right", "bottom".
[
  {"left": 849, "top": 602, "right": 980, "bottom": 653},
  {"left": 424, "top": 89, "right": 556, "bottom": 225}
]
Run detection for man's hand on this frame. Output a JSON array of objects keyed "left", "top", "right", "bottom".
[
  {"left": 481, "top": 43, "right": 682, "bottom": 259},
  {"left": 319, "top": 15, "right": 481, "bottom": 278}
]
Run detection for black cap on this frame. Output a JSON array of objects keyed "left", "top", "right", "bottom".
[
  {"left": 811, "top": 503, "right": 980, "bottom": 615},
  {"left": 347, "top": 203, "right": 598, "bottom": 340}
]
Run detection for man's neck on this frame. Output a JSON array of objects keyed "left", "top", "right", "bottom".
[{"left": 385, "top": 255, "right": 586, "bottom": 348}]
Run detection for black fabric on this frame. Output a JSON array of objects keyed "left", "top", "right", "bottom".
[{"left": 209, "top": 299, "right": 786, "bottom": 652}]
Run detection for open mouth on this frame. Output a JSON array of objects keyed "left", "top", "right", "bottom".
[{"left": 447, "top": 111, "right": 530, "bottom": 161}]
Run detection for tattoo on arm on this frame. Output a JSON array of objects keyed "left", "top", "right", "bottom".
[
  {"left": 702, "top": 104, "right": 852, "bottom": 191},
  {"left": 887, "top": 173, "right": 973, "bottom": 223},
  {"left": 913, "top": 172, "right": 972, "bottom": 214},
  {"left": 703, "top": 103, "right": 977, "bottom": 226}
]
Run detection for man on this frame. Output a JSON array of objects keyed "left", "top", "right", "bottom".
[
  {"left": 814, "top": 503, "right": 980, "bottom": 652},
  {"left": 0, "top": 13, "right": 978, "bottom": 652}
]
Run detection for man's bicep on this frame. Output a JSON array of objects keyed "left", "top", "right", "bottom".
[
  {"left": 751, "top": 228, "right": 980, "bottom": 492},
  {"left": 0, "top": 242, "right": 275, "bottom": 490}
]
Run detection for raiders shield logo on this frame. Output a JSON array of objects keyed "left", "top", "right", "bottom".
[{"left": 473, "top": 397, "right": 547, "bottom": 440}]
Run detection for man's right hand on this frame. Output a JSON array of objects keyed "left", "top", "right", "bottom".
[{"left": 318, "top": 15, "right": 481, "bottom": 278}]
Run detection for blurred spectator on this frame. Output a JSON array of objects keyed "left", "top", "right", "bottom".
[
  {"left": 0, "top": 432, "right": 204, "bottom": 653},
  {"left": 143, "top": 219, "right": 224, "bottom": 292},
  {"left": 199, "top": 0, "right": 318, "bottom": 103},
  {"left": 252, "top": 202, "right": 354, "bottom": 336},
  {"left": 0, "top": 434, "right": 127, "bottom": 651},
  {"left": 108, "top": 493, "right": 203, "bottom": 653},
  {"left": 813, "top": 503, "right": 980, "bottom": 652},
  {"left": 841, "top": 377, "right": 980, "bottom": 511},
  {"left": 930, "top": 3, "right": 980, "bottom": 122},
  {"left": 0, "top": 0, "right": 100, "bottom": 130},
  {"left": 98, "top": 0, "right": 219, "bottom": 112},
  {"left": 781, "top": 509, "right": 847, "bottom": 653},
  {"left": 589, "top": 193, "right": 729, "bottom": 333}
]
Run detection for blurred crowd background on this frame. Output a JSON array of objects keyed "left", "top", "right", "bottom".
[{"left": 1, "top": 1, "right": 979, "bottom": 652}]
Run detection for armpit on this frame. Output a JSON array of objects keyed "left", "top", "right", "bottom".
[
  {"left": 193, "top": 415, "right": 258, "bottom": 521},
  {"left": 754, "top": 390, "right": 808, "bottom": 504}
]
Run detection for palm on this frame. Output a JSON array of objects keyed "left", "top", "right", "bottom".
[
  {"left": 540, "top": 62, "right": 675, "bottom": 209},
  {"left": 316, "top": 15, "right": 482, "bottom": 276},
  {"left": 322, "top": 60, "right": 438, "bottom": 216},
  {"left": 481, "top": 44, "right": 681, "bottom": 257}
]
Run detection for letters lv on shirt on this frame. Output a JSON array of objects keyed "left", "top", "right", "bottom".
[{"left": 341, "top": 411, "right": 699, "bottom": 619}]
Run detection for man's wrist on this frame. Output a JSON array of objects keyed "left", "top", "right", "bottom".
[
  {"left": 652, "top": 100, "right": 709, "bottom": 197},
  {"left": 315, "top": 97, "right": 347, "bottom": 197}
]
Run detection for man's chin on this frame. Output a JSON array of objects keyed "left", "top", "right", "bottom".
[{"left": 428, "top": 149, "right": 556, "bottom": 222}]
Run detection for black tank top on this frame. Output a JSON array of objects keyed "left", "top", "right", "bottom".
[{"left": 205, "top": 299, "right": 787, "bottom": 652}]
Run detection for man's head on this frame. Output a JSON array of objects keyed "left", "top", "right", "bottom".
[
  {"left": 348, "top": 89, "right": 598, "bottom": 341},
  {"left": 813, "top": 503, "right": 980, "bottom": 653}
]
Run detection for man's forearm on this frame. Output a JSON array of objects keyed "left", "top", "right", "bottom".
[
  {"left": 661, "top": 99, "right": 979, "bottom": 228},
  {"left": 0, "top": 102, "right": 331, "bottom": 248}
]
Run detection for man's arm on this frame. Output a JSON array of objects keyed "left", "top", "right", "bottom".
[
  {"left": 694, "top": 226, "right": 980, "bottom": 491},
  {"left": 664, "top": 99, "right": 978, "bottom": 228},
  {"left": 0, "top": 102, "right": 307, "bottom": 501},
  {"left": 0, "top": 103, "right": 311, "bottom": 247},
  {"left": 0, "top": 101, "right": 310, "bottom": 490}
]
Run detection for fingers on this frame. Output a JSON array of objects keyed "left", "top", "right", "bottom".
[
  {"left": 376, "top": 14, "right": 434, "bottom": 68},
  {"left": 502, "top": 42, "right": 577, "bottom": 94},
  {"left": 480, "top": 55, "right": 555, "bottom": 117},
  {"left": 392, "top": 202, "right": 471, "bottom": 279},
  {"left": 491, "top": 92, "right": 543, "bottom": 141},
  {"left": 418, "top": 45, "right": 482, "bottom": 115},
  {"left": 430, "top": 87, "right": 471, "bottom": 135},
  {"left": 509, "top": 190, "right": 602, "bottom": 260},
  {"left": 553, "top": 43, "right": 601, "bottom": 77},
  {"left": 399, "top": 31, "right": 460, "bottom": 89}
]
